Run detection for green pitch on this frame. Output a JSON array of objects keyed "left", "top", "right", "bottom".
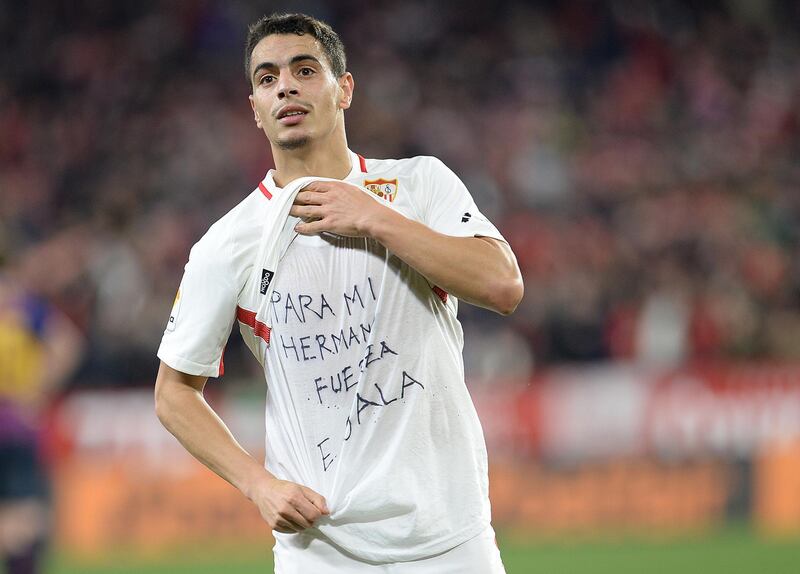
[{"left": 48, "top": 526, "right": 800, "bottom": 574}]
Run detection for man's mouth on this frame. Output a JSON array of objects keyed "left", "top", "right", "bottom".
[{"left": 277, "top": 107, "right": 309, "bottom": 125}]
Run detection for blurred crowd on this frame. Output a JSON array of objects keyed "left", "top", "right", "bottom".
[{"left": 2, "top": 0, "right": 800, "bottom": 387}]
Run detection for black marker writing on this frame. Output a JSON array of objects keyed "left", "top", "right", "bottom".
[
  {"left": 344, "top": 416, "right": 352, "bottom": 441},
  {"left": 270, "top": 290, "right": 336, "bottom": 325},
  {"left": 356, "top": 393, "right": 381, "bottom": 424},
  {"left": 375, "top": 383, "right": 397, "bottom": 405},
  {"left": 401, "top": 371, "right": 425, "bottom": 398},
  {"left": 317, "top": 437, "right": 334, "bottom": 471}
]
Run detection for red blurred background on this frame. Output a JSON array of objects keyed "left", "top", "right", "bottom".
[{"left": 2, "top": 0, "right": 800, "bottom": 565}]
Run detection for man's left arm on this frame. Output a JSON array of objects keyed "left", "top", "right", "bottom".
[{"left": 291, "top": 182, "right": 523, "bottom": 315}]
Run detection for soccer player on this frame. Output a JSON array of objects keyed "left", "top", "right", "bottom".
[
  {"left": 0, "top": 251, "right": 84, "bottom": 574},
  {"left": 155, "top": 12, "right": 523, "bottom": 573}
]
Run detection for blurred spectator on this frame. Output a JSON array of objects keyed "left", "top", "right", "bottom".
[
  {"left": 2, "top": 0, "right": 800, "bottom": 386},
  {"left": 0, "top": 242, "right": 84, "bottom": 574}
]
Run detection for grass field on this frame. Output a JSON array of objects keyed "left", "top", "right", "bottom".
[{"left": 48, "top": 526, "right": 800, "bottom": 574}]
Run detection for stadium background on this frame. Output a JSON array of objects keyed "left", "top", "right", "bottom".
[{"left": 2, "top": 0, "right": 800, "bottom": 572}]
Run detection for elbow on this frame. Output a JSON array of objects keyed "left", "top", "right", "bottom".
[
  {"left": 490, "top": 274, "right": 524, "bottom": 316},
  {"left": 154, "top": 375, "right": 172, "bottom": 426},
  {"left": 153, "top": 364, "right": 206, "bottom": 428},
  {"left": 154, "top": 382, "right": 167, "bottom": 425},
  {"left": 478, "top": 238, "right": 524, "bottom": 316}
]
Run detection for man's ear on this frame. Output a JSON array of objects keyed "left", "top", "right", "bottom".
[
  {"left": 249, "top": 94, "right": 263, "bottom": 129},
  {"left": 339, "top": 72, "right": 355, "bottom": 110}
]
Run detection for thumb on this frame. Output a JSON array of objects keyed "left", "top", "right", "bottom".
[{"left": 301, "top": 486, "right": 330, "bottom": 514}]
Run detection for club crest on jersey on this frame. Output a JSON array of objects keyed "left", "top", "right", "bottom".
[{"left": 364, "top": 178, "right": 398, "bottom": 202}]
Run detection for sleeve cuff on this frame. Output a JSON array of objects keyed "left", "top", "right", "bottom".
[
  {"left": 157, "top": 350, "right": 221, "bottom": 378},
  {"left": 438, "top": 224, "right": 506, "bottom": 242}
]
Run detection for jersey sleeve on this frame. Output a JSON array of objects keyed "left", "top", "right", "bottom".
[
  {"left": 420, "top": 157, "right": 506, "bottom": 241},
  {"left": 157, "top": 224, "right": 238, "bottom": 378}
]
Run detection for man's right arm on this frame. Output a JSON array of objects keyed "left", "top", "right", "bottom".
[{"left": 154, "top": 361, "right": 329, "bottom": 532}]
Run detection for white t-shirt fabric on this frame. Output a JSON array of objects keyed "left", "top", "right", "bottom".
[
  {"left": 157, "top": 150, "right": 506, "bottom": 563},
  {"left": 274, "top": 524, "right": 506, "bottom": 573}
]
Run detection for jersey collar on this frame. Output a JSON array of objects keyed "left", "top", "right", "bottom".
[{"left": 259, "top": 150, "right": 367, "bottom": 200}]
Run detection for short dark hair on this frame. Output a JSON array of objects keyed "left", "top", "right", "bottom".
[{"left": 244, "top": 13, "right": 347, "bottom": 84}]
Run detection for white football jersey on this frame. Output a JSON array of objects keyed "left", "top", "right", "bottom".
[{"left": 158, "top": 150, "right": 505, "bottom": 562}]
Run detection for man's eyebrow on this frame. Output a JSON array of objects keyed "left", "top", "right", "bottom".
[
  {"left": 251, "top": 54, "right": 324, "bottom": 81},
  {"left": 289, "top": 54, "right": 323, "bottom": 67}
]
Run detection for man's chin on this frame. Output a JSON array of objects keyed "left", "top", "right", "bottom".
[{"left": 275, "top": 135, "right": 310, "bottom": 150}]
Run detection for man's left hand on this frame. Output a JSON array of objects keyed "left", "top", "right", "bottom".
[{"left": 290, "top": 181, "right": 387, "bottom": 237}]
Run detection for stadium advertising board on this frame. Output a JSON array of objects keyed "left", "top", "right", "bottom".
[{"left": 50, "top": 365, "right": 800, "bottom": 555}]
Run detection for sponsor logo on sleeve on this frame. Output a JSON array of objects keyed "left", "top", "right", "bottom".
[
  {"left": 462, "top": 212, "right": 472, "bottom": 222},
  {"left": 260, "top": 269, "right": 275, "bottom": 295},
  {"left": 166, "top": 287, "right": 182, "bottom": 332},
  {"left": 363, "top": 178, "right": 398, "bottom": 202}
]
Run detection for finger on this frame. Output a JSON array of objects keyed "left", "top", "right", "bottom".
[
  {"left": 300, "top": 486, "right": 330, "bottom": 515},
  {"left": 273, "top": 519, "right": 300, "bottom": 534},
  {"left": 294, "top": 191, "right": 326, "bottom": 206},
  {"left": 289, "top": 205, "right": 323, "bottom": 219},
  {"left": 281, "top": 506, "right": 313, "bottom": 530},
  {"left": 292, "top": 495, "right": 323, "bottom": 525},
  {"left": 294, "top": 220, "right": 327, "bottom": 235},
  {"left": 300, "top": 181, "right": 330, "bottom": 193}
]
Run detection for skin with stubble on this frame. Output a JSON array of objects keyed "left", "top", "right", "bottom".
[{"left": 155, "top": 29, "right": 523, "bottom": 539}]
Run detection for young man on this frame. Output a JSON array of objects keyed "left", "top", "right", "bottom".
[{"left": 155, "top": 12, "right": 523, "bottom": 573}]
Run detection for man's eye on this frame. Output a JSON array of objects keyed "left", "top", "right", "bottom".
[
  {"left": 260, "top": 75, "right": 274, "bottom": 85},
  {"left": 299, "top": 67, "right": 315, "bottom": 76}
]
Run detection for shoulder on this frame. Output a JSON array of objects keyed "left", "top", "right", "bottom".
[
  {"left": 18, "top": 293, "right": 52, "bottom": 338},
  {"left": 0, "top": 279, "right": 51, "bottom": 338},
  {"left": 357, "top": 155, "right": 459, "bottom": 224},
  {"left": 189, "top": 188, "right": 265, "bottom": 269},
  {"left": 360, "top": 155, "right": 456, "bottom": 205},
  {"left": 362, "top": 155, "right": 450, "bottom": 178}
]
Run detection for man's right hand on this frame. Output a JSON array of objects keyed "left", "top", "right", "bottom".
[
  {"left": 154, "top": 363, "right": 329, "bottom": 534},
  {"left": 251, "top": 477, "right": 330, "bottom": 533}
]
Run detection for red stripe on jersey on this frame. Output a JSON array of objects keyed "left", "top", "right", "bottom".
[
  {"left": 218, "top": 346, "right": 226, "bottom": 376},
  {"left": 358, "top": 154, "right": 367, "bottom": 173},
  {"left": 236, "top": 306, "right": 271, "bottom": 345},
  {"left": 432, "top": 286, "right": 448, "bottom": 304},
  {"left": 258, "top": 181, "right": 273, "bottom": 200}
]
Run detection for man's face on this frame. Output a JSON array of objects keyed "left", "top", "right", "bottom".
[{"left": 248, "top": 33, "right": 353, "bottom": 150}]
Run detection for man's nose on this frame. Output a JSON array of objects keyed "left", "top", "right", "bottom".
[{"left": 276, "top": 72, "right": 299, "bottom": 99}]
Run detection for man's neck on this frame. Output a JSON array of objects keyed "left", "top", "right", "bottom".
[{"left": 271, "top": 137, "right": 352, "bottom": 187}]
